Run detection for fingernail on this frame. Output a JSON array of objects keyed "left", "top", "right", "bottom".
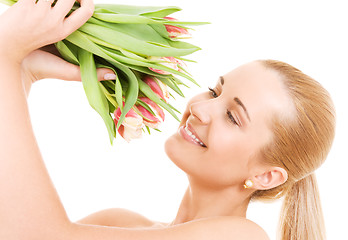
[{"left": 104, "top": 73, "right": 117, "bottom": 80}]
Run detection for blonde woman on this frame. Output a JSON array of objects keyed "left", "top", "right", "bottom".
[{"left": 0, "top": 0, "right": 335, "bottom": 240}]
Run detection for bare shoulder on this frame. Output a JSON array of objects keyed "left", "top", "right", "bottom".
[
  {"left": 220, "top": 217, "right": 270, "bottom": 240},
  {"left": 76, "top": 208, "right": 158, "bottom": 228},
  {"left": 76, "top": 212, "right": 269, "bottom": 240},
  {"left": 175, "top": 216, "right": 270, "bottom": 240}
]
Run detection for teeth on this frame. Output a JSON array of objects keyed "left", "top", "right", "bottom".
[{"left": 184, "top": 126, "right": 205, "bottom": 147}]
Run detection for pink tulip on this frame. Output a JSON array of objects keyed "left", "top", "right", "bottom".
[
  {"left": 137, "top": 97, "right": 165, "bottom": 129},
  {"left": 113, "top": 106, "right": 144, "bottom": 142},
  {"left": 164, "top": 17, "right": 191, "bottom": 39},
  {"left": 143, "top": 76, "right": 170, "bottom": 102},
  {"left": 148, "top": 56, "right": 185, "bottom": 75}
]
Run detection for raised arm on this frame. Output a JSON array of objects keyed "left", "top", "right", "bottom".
[{"left": 0, "top": 0, "right": 94, "bottom": 239}]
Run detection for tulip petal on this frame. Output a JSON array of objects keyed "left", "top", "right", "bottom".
[
  {"left": 138, "top": 78, "right": 180, "bottom": 121},
  {"left": 139, "top": 97, "right": 165, "bottom": 121}
]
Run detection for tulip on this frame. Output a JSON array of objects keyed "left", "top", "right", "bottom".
[
  {"left": 148, "top": 56, "right": 185, "bottom": 75},
  {"left": 137, "top": 97, "right": 165, "bottom": 129},
  {"left": 142, "top": 76, "right": 170, "bottom": 102},
  {"left": 113, "top": 106, "right": 144, "bottom": 142},
  {"left": 164, "top": 17, "right": 192, "bottom": 39}
]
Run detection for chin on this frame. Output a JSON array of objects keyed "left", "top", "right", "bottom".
[
  {"left": 164, "top": 133, "right": 178, "bottom": 160},
  {"left": 164, "top": 132, "right": 186, "bottom": 168}
]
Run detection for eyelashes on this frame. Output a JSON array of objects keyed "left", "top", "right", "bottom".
[
  {"left": 208, "top": 87, "right": 218, "bottom": 98},
  {"left": 208, "top": 87, "right": 239, "bottom": 126}
]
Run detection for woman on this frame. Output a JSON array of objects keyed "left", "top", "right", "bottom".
[{"left": 0, "top": 0, "right": 335, "bottom": 240}]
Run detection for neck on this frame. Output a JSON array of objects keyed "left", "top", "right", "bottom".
[{"left": 170, "top": 177, "right": 251, "bottom": 225}]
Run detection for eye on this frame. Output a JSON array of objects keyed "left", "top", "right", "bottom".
[
  {"left": 208, "top": 87, "right": 239, "bottom": 126},
  {"left": 208, "top": 87, "right": 218, "bottom": 98},
  {"left": 226, "top": 110, "right": 239, "bottom": 126}
]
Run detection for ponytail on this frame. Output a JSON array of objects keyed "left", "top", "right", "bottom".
[{"left": 278, "top": 174, "right": 325, "bottom": 240}]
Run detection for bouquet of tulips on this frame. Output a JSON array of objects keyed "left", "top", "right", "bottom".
[{"left": 0, "top": 0, "right": 207, "bottom": 144}]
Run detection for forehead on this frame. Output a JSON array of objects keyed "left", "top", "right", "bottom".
[{"left": 221, "top": 61, "right": 294, "bottom": 122}]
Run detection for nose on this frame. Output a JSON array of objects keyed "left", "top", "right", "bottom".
[{"left": 189, "top": 99, "right": 212, "bottom": 125}]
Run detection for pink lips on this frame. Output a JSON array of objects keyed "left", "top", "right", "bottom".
[{"left": 178, "top": 123, "right": 207, "bottom": 148}]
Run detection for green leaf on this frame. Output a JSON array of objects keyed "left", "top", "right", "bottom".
[
  {"left": 0, "top": 0, "right": 16, "bottom": 6},
  {"left": 156, "top": 76, "right": 185, "bottom": 97},
  {"left": 78, "top": 22, "right": 200, "bottom": 57},
  {"left": 171, "top": 75, "right": 190, "bottom": 87},
  {"left": 55, "top": 40, "right": 79, "bottom": 65},
  {"left": 95, "top": 4, "right": 181, "bottom": 16},
  {"left": 93, "top": 13, "right": 160, "bottom": 24},
  {"left": 95, "top": 63, "right": 123, "bottom": 111},
  {"left": 77, "top": 49, "right": 116, "bottom": 145},
  {"left": 88, "top": 17, "right": 171, "bottom": 47},
  {"left": 149, "top": 24, "right": 170, "bottom": 39},
  {"left": 168, "top": 40, "right": 202, "bottom": 51},
  {"left": 141, "top": 7, "right": 181, "bottom": 18},
  {"left": 65, "top": 30, "right": 119, "bottom": 63},
  {"left": 114, "top": 75, "right": 123, "bottom": 112},
  {"left": 99, "top": 81, "right": 118, "bottom": 109},
  {"left": 145, "top": 126, "right": 151, "bottom": 134},
  {"left": 104, "top": 59, "right": 139, "bottom": 131},
  {"left": 96, "top": 44, "right": 199, "bottom": 86}
]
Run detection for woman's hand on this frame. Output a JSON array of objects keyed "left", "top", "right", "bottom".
[
  {"left": 0, "top": 0, "right": 94, "bottom": 63},
  {"left": 21, "top": 48, "right": 116, "bottom": 96}
]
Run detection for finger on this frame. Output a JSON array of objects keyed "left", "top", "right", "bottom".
[
  {"left": 26, "top": 50, "right": 115, "bottom": 82},
  {"left": 35, "top": 0, "right": 54, "bottom": 9},
  {"left": 61, "top": 0, "right": 94, "bottom": 38},
  {"left": 65, "top": 67, "right": 116, "bottom": 82},
  {"left": 52, "top": 0, "right": 76, "bottom": 16},
  {"left": 96, "top": 68, "right": 116, "bottom": 82},
  {"left": 17, "top": 0, "right": 36, "bottom": 6},
  {"left": 37, "top": 51, "right": 81, "bottom": 81},
  {"left": 50, "top": 66, "right": 116, "bottom": 82}
]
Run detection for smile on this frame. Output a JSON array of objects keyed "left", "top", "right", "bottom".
[{"left": 179, "top": 125, "right": 207, "bottom": 148}]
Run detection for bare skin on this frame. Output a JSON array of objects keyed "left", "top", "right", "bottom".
[
  {"left": 76, "top": 61, "right": 293, "bottom": 238},
  {"left": 0, "top": 0, "right": 294, "bottom": 239}
]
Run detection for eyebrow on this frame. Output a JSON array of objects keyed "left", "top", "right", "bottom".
[
  {"left": 234, "top": 97, "right": 251, "bottom": 122},
  {"left": 220, "top": 76, "right": 251, "bottom": 122},
  {"left": 220, "top": 76, "right": 224, "bottom": 85}
]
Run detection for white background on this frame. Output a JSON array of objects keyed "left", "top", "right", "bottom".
[{"left": 1, "top": 0, "right": 347, "bottom": 239}]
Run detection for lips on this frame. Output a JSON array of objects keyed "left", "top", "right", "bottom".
[{"left": 179, "top": 122, "right": 207, "bottom": 148}]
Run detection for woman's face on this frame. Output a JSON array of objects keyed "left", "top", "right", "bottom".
[{"left": 165, "top": 61, "right": 294, "bottom": 187}]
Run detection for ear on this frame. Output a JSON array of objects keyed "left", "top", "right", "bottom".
[{"left": 252, "top": 167, "right": 288, "bottom": 190}]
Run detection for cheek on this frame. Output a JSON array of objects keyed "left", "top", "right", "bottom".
[{"left": 207, "top": 131, "right": 256, "bottom": 172}]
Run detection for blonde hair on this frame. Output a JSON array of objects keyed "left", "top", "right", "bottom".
[{"left": 253, "top": 60, "right": 336, "bottom": 240}]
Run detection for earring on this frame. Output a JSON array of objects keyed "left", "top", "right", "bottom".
[{"left": 243, "top": 179, "right": 253, "bottom": 189}]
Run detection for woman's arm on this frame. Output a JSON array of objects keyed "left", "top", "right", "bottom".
[
  {"left": 0, "top": 0, "right": 93, "bottom": 239},
  {"left": 0, "top": 47, "right": 72, "bottom": 239}
]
